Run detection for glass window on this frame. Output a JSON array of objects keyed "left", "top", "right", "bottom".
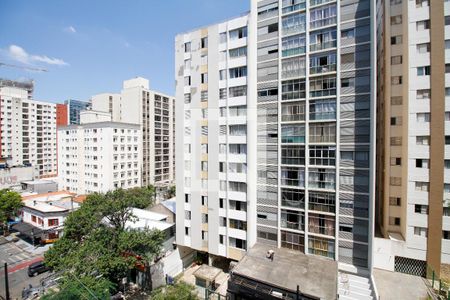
[
  {"left": 309, "top": 145, "right": 336, "bottom": 166},
  {"left": 281, "top": 145, "right": 305, "bottom": 165},
  {"left": 229, "top": 46, "right": 247, "bottom": 58},
  {"left": 282, "top": 56, "right": 306, "bottom": 78},
  {"left": 282, "top": 79, "right": 306, "bottom": 100},
  {"left": 281, "top": 167, "right": 305, "bottom": 187},
  {"left": 229, "top": 86, "right": 247, "bottom": 97},
  {"left": 282, "top": 101, "right": 306, "bottom": 121},
  {"left": 282, "top": 34, "right": 306, "bottom": 57},
  {"left": 229, "top": 66, "right": 247, "bottom": 79},
  {"left": 309, "top": 168, "right": 336, "bottom": 190},
  {"left": 309, "top": 75, "right": 336, "bottom": 98},
  {"left": 310, "top": 4, "right": 337, "bottom": 29},
  {"left": 282, "top": 12, "right": 306, "bottom": 35},
  {"left": 282, "top": 124, "right": 305, "bottom": 143},
  {"left": 282, "top": 0, "right": 306, "bottom": 14},
  {"left": 281, "top": 188, "right": 305, "bottom": 209},
  {"left": 310, "top": 28, "right": 337, "bottom": 52},
  {"left": 309, "top": 191, "right": 335, "bottom": 213},
  {"left": 309, "top": 99, "right": 336, "bottom": 120},
  {"left": 309, "top": 122, "right": 336, "bottom": 143},
  {"left": 229, "top": 27, "right": 247, "bottom": 40},
  {"left": 310, "top": 52, "right": 336, "bottom": 74},
  {"left": 281, "top": 209, "right": 305, "bottom": 231}
]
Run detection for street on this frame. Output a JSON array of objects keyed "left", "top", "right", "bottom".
[{"left": 0, "top": 238, "right": 50, "bottom": 299}]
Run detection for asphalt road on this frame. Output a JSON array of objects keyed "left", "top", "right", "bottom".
[{"left": 0, "top": 267, "right": 50, "bottom": 300}]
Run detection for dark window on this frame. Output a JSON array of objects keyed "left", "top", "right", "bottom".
[{"left": 268, "top": 23, "right": 278, "bottom": 33}]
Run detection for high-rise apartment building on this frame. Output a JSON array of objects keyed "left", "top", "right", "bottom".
[
  {"left": 375, "top": 0, "right": 449, "bottom": 276},
  {"left": 64, "top": 99, "right": 91, "bottom": 125},
  {"left": 56, "top": 104, "right": 68, "bottom": 126},
  {"left": 57, "top": 111, "right": 142, "bottom": 194},
  {"left": 90, "top": 78, "right": 175, "bottom": 186},
  {"left": 175, "top": 0, "right": 376, "bottom": 271},
  {"left": 0, "top": 87, "right": 57, "bottom": 177},
  {"left": 175, "top": 14, "right": 257, "bottom": 261}
]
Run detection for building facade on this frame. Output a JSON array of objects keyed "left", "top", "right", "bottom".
[
  {"left": 64, "top": 99, "right": 91, "bottom": 125},
  {"left": 90, "top": 78, "right": 175, "bottom": 186},
  {"left": 57, "top": 120, "right": 142, "bottom": 194},
  {"left": 0, "top": 87, "right": 58, "bottom": 177},
  {"left": 375, "top": 0, "right": 449, "bottom": 276},
  {"left": 56, "top": 104, "right": 68, "bottom": 126},
  {"left": 175, "top": 14, "right": 257, "bottom": 261},
  {"left": 175, "top": 0, "right": 376, "bottom": 271}
]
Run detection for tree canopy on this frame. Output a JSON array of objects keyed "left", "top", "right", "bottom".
[
  {"left": 0, "top": 188, "right": 23, "bottom": 231},
  {"left": 44, "top": 187, "right": 164, "bottom": 297}
]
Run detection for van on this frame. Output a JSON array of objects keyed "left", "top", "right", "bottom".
[{"left": 27, "top": 260, "right": 50, "bottom": 277}]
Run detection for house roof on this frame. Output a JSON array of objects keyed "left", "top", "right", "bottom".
[
  {"left": 161, "top": 198, "right": 176, "bottom": 214},
  {"left": 22, "top": 191, "right": 79, "bottom": 213}
]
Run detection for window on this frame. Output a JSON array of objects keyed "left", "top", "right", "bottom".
[
  {"left": 309, "top": 122, "right": 336, "bottom": 143},
  {"left": 201, "top": 73, "right": 208, "bottom": 84},
  {"left": 445, "top": 160, "right": 450, "bottom": 169},
  {"left": 416, "top": 20, "right": 430, "bottom": 30},
  {"left": 282, "top": 79, "right": 306, "bottom": 100},
  {"left": 417, "top": 66, "right": 430, "bottom": 76},
  {"left": 389, "top": 197, "right": 401, "bottom": 206},
  {"left": 446, "top": 40, "right": 450, "bottom": 49},
  {"left": 229, "top": 27, "right": 247, "bottom": 40},
  {"left": 391, "top": 116, "right": 402, "bottom": 125},
  {"left": 309, "top": 52, "right": 336, "bottom": 74},
  {"left": 281, "top": 209, "right": 305, "bottom": 230},
  {"left": 310, "top": 75, "right": 336, "bottom": 97},
  {"left": 184, "top": 59, "right": 191, "bottom": 70},
  {"left": 281, "top": 101, "right": 305, "bottom": 121},
  {"left": 391, "top": 15, "right": 402, "bottom": 25},
  {"left": 229, "top": 144, "right": 246, "bottom": 154},
  {"left": 309, "top": 168, "right": 336, "bottom": 190},
  {"left": 310, "top": 28, "right": 336, "bottom": 52},
  {"left": 341, "top": 78, "right": 355, "bottom": 88},
  {"left": 415, "top": 181, "right": 429, "bottom": 192},
  {"left": 229, "top": 86, "right": 247, "bottom": 97},
  {"left": 185, "top": 210, "right": 191, "bottom": 220},
  {"left": 229, "top": 66, "right": 247, "bottom": 79},
  {"left": 414, "top": 204, "right": 428, "bottom": 214},
  {"left": 219, "top": 88, "right": 227, "bottom": 100},
  {"left": 229, "top": 125, "right": 246, "bottom": 136},
  {"left": 281, "top": 188, "right": 305, "bottom": 209},
  {"left": 282, "top": 34, "right": 306, "bottom": 57},
  {"left": 416, "top": 159, "right": 429, "bottom": 169},
  {"left": 229, "top": 219, "right": 247, "bottom": 230},
  {"left": 416, "top": 136, "right": 430, "bottom": 145},
  {"left": 443, "top": 231, "right": 450, "bottom": 240},
  {"left": 390, "top": 157, "right": 401, "bottom": 166},
  {"left": 390, "top": 0, "right": 401, "bottom": 4},
  {"left": 185, "top": 227, "right": 189, "bottom": 235},
  {"left": 310, "top": 4, "right": 337, "bottom": 29},
  {"left": 309, "top": 99, "right": 336, "bottom": 120},
  {"left": 184, "top": 93, "right": 191, "bottom": 104},
  {"left": 446, "top": 16, "right": 450, "bottom": 26},
  {"left": 258, "top": 87, "right": 278, "bottom": 97},
  {"left": 309, "top": 213, "right": 335, "bottom": 236},
  {"left": 282, "top": 0, "right": 306, "bottom": 13},
  {"left": 391, "top": 76, "right": 402, "bottom": 85},
  {"left": 201, "top": 161, "right": 208, "bottom": 172},
  {"left": 389, "top": 217, "right": 401, "bottom": 226},
  {"left": 281, "top": 145, "right": 305, "bottom": 165},
  {"left": 341, "top": 28, "right": 355, "bottom": 39},
  {"left": 414, "top": 227, "right": 427, "bottom": 237},
  {"left": 391, "top": 55, "right": 402, "bottom": 65},
  {"left": 219, "top": 32, "right": 227, "bottom": 44},
  {"left": 281, "top": 167, "right": 305, "bottom": 187},
  {"left": 48, "top": 219, "right": 59, "bottom": 226},
  {"left": 229, "top": 46, "right": 247, "bottom": 58},
  {"left": 416, "top": 113, "right": 430, "bottom": 122},
  {"left": 229, "top": 105, "right": 247, "bottom": 117},
  {"left": 308, "top": 236, "right": 334, "bottom": 258},
  {"left": 282, "top": 56, "right": 306, "bottom": 78},
  {"left": 310, "top": 145, "right": 336, "bottom": 166},
  {"left": 201, "top": 37, "right": 208, "bottom": 48},
  {"left": 391, "top": 35, "right": 402, "bottom": 45},
  {"left": 446, "top": 64, "right": 450, "bottom": 74},
  {"left": 219, "top": 235, "right": 224, "bottom": 244},
  {"left": 185, "top": 194, "right": 191, "bottom": 203},
  {"left": 184, "top": 76, "right": 191, "bottom": 86},
  {"left": 282, "top": 12, "right": 306, "bottom": 35},
  {"left": 309, "top": 191, "right": 335, "bottom": 213},
  {"left": 417, "top": 89, "right": 430, "bottom": 100},
  {"left": 417, "top": 43, "right": 430, "bottom": 53},
  {"left": 184, "top": 42, "right": 191, "bottom": 52},
  {"left": 281, "top": 124, "right": 305, "bottom": 143},
  {"left": 415, "top": 0, "right": 428, "bottom": 7},
  {"left": 447, "top": 136, "right": 450, "bottom": 145}
]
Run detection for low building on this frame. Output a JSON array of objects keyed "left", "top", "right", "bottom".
[
  {"left": 21, "top": 179, "right": 58, "bottom": 194},
  {"left": 227, "top": 243, "right": 338, "bottom": 300},
  {"left": 0, "top": 164, "right": 36, "bottom": 190},
  {"left": 149, "top": 198, "right": 176, "bottom": 223},
  {"left": 13, "top": 191, "right": 80, "bottom": 244}
]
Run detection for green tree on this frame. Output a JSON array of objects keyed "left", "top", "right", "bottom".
[
  {"left": 151, "top": 281, "right": 199, "bottom": 300},
  {"left": 44, "top": 188, "right": 164, "bottom": 296},
  {"left": 166, "top": 185, "right": 176, "bottom": 199},
  {"left": 41, "top": 276, "right": 113, "bottom": 300},
  {"left": 0, "top": 189, "right": 22, "bottom": 234}
]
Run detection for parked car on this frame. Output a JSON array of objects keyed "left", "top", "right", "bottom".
[{"left": 27, "top": 260, "right": 50, "bottom": 277}]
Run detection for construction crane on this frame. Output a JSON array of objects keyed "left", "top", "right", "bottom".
[{"left": 0, "top": 62, "right": 48, "bottom": 72}]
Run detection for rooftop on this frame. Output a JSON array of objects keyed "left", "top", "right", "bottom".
[
  {"left": 22, "top": 191, "right": 79, "bottom": 213},
  {"left": 230, "top": 243, "right": 337, "bottom": 300},
  {"left": 194, "top": 264, "right": 222, "bottom": 282},
  {"left": 161, "top": 198, "right": 176, "bottom": 214}
]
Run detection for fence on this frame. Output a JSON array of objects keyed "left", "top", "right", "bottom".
[{"left": 426, "top": 265, "right": 450, "bottom": 300}]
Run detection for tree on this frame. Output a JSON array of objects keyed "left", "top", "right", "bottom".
[
  {"left": 167, "top": 185, "right": 176, "bottom": 199},
  {"left": 151, "top": 281, "right": 199, "bottom": 300},
  {"left": 0, "top": 189, "right": 22, "bottom": 234},
  {"left": 44, "top": 188, "right": 164, "bottom": 296}
]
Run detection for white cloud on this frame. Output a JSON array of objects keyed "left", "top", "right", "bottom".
[
  {"left": 64, "top": 26, "right": 77, "bottom": 33},
  {"left": 6, "top": 45, "right": 68, "bottom": 66}
]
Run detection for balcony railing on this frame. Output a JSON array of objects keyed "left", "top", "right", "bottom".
[
  {"left": 309, "top": 64, "right": 336, "bottom": 75},
  {"left": 281, "top": 220, "right": 304, "bottom": 231}
]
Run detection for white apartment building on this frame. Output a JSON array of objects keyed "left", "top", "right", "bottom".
[
  {"left": 0, "top": 87, "right": 57, "bottom": 177},
  {"left": 176, "top": 14, "right": 257, "bottom": 261},
  {"left": 90, "top": 78, "right": 175, "bottom": 186},
  {"left": 375, "top": 0, "right": 450, "bottom": 277},
  {"left": 176, "top": 0, "right": 377, "bottom": 273},
  {"left": 57, "top": 112, "right": 142, "bottom": 194}
]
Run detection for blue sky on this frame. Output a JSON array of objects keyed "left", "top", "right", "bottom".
[{"left": 0, "top": 0, "right": 249, "bottom": 102}]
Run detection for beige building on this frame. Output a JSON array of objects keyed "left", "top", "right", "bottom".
[
  {"left": 375, "top": 0, "right": 449, "bottom": 277},
  {"left": 90, "top": 78, "right": 175, "bottom": 186}
]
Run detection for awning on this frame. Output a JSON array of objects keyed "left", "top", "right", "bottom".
[{"left": 11, "top": 222, "right": 44, "bottom": 239}]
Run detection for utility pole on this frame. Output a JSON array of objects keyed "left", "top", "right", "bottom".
[{"left": 4, "top": 262, "right": 10, "bottom": 300}]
